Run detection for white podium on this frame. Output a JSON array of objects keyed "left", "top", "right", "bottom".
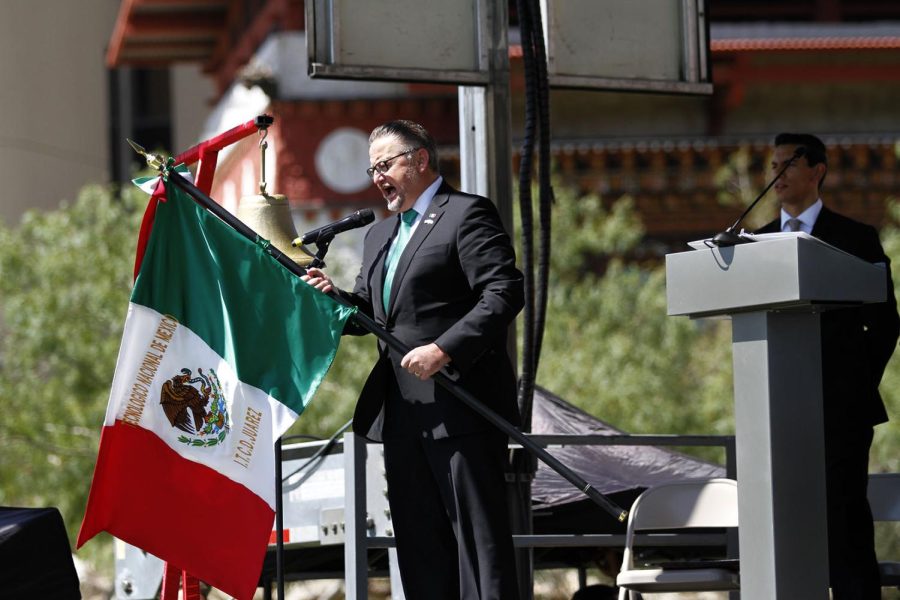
[{"left": 666, "top": 234, "right": 887, "bottom": 599}]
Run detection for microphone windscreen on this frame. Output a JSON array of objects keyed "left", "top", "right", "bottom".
[
  {"left": 357, "top": 208, "right": 375, "bottom": 224},
  {"left": 793, "top": 146, "right": 807, "bottom": 158}
]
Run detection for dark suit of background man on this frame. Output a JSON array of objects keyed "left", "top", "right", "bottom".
[
  {"left": 755, "top": 132, "right": 899, "bottom": 599},
  {"left": 303, "top": 120, "right": 523, "bottom": 599}
]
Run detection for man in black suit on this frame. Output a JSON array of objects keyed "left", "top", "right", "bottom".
[
  {"left": 756, "top": 133, "right": 899, "bottom": 599},
  {"left": 304, "top": 120, "right": 523, "bottom": 599}
]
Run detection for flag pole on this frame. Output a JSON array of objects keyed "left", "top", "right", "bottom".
[
  {"left": 165, "top": 171, "right": 628, "bottom": 523},
  {"left": 274, "top": 438, "right": 285, "bottom": 600}
]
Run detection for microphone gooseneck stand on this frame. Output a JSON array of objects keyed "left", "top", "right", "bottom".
[
  {"left": 291, "top": 209, "right": 376, "bottom": 268},
  {"left": 711, "top": 145, "right": 807, "bottom": 247},
  {"left": 166, "top": 170, "right": 629, "bottom": 523}
]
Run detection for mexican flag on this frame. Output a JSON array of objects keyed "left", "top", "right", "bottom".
[{"left": 77, "top": 179, "right": 355, "bottom": 599}]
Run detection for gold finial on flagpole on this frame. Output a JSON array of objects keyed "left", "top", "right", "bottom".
[{"left": 126, "top": 138, "right": 166, "bottom": 171}]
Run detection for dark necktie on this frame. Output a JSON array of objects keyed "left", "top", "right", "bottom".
[
  {"left": 786, "top": 218, "right": 802, "bottom": 232},
  {"left": 382, "top": 209, "right": 418, "bottom": 311}
]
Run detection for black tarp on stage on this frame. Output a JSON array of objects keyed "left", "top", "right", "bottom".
[
  {"left": 0, "top": 506, "right": 81, "bottom": 598},
  {"left": 525, "top": 386, "right": 727, "bottom": 575},
  {"left": 530, "top": 385, "right": 724, "bottom": 532}
]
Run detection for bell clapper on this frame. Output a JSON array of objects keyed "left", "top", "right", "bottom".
[{"left": 258, "top": 127, "right": 269, "bottom": 196}]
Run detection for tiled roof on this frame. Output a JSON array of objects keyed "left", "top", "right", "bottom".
[{"left": 710, "top": 22, "right": 900, "bottom": 51}]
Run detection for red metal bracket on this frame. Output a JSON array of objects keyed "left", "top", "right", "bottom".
[
  {"left": 174, "top": 114, "right": 273, "bottom": 195},
  {"left": 133, "top": 115, "right": 273, "bottom": 281}
]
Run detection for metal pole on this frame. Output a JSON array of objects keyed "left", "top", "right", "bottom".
[
  {"left": 165, "top": 171, "right": 628, "bottom": 522},
  {"left": 342, "top": 433, "right": 368, "bottom": 600},
  {"left": 274, "top": 438, "right": 285, "bottom": 600}
]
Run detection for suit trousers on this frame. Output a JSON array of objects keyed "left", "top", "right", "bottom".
[
  {"left": 825, "top": 426, "right": 881, "bottom": 599},
  {"left": 382, "top": 427, "right": 519, "bottom": 599}
]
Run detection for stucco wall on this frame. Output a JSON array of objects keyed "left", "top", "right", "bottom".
[{"left": 0, "top": 0, "right": 119, "bottom": 224}]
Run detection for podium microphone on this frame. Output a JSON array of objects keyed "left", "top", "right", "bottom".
[
  {"left": 710, "top": 146, "right": 807, "bottom": 247},
  {"left": 292, "top": 209, "right": 375, "bottom": 246}
]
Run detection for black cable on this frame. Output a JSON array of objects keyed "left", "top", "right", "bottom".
[
  {"left": 529, "top": 0, "right": 553, "bottom": 422},
  {"left": 280, "top": 419, "right": 353, "bottom": 483},
  {"left": 516, "top": 0, "right": 538, "bottom": 429},
  {"left": 515, "top": 0, "right": 553, "bottom": 433}
]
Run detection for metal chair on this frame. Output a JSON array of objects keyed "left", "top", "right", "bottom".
[
  {"left": 616, "top": 478, "right": 739, "bottom": 599},
  {"left": 868, "top": 473, "right": 900, "bottom": 590}
]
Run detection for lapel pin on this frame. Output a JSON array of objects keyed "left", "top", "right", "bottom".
[{"left": 424, "top": 219, "right": 434, "bottom": 225}]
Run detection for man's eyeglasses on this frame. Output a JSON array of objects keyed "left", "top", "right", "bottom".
[{"left": 366, "top": 147, "right": 421, "bottom": 178}]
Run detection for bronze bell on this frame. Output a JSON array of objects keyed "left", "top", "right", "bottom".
[{"left": 236, "top": 192, "right": 313, "bottom": 266}]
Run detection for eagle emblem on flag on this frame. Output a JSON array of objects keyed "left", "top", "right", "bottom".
[{"left": 160, "top": 367, "right": 231, "bottom": 447}]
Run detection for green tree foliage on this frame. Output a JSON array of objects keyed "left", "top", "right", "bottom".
[
  {"left": 713, "top": 144, "right": 777, "bottom": 232},
  {"left": 531, "top": 181, "right": 900, "bottom": 475},
  {"left": 875, "top": 199, "right": 900, "bottom": 565},
  {"left": 520, "top": 188, "right": 735, "bottom": 450},
  {"left": 873, "top": 199, "right": 900, "bottom": 474},
  {"left": 0, "top": 184, "right": 145, "bottom": 566}
]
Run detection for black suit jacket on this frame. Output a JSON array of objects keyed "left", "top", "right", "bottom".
[
  {"left": 340, "top": 182, "right": 524, "bottom": 441},
  {"left": 757, "top": 206, "right": 899, "bottom": 433}
]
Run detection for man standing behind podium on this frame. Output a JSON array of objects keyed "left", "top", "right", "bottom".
[
  {"left": 303, "top": 120, "right": 522, "bottom": 599},
  {"left": 756, "top": 132, "right": 899, "bottom": 598}
]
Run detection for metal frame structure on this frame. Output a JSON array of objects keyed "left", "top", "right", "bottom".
[
  {"left": 539, "top": 0, "right": 712, "bottom": 94},
  {"left": 340, "top": 432, "right": 736, "bottom": 599},
  {"left": 306, "top": 0, "right": 492, "bottom": 85}
]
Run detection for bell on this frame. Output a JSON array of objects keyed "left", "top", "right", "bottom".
[{"left": 236, "top": 192, "right": 313, "bottom": 266}]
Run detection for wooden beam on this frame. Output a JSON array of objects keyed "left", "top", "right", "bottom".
[
  {"left": 124, "top": 13, "right": 226, "bottom": 36},
  {"left": 107, "top": 0, "right": 139, "bottom": 66},
  {"left": 716, "top": 62, "right": 900, "bottom": 83},
  {"left": 107, "top": 0, "right": 230, "bottom": 66}
]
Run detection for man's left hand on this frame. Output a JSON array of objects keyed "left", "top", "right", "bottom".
[{"left": 401, "top": 343, "right": 451, "bottom": 380}]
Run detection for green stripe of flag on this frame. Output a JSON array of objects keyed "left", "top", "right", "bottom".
[{"left": 131, "top": 181, "right": 355, "bottom": 415}]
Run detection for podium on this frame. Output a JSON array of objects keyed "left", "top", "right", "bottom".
[{"left": 666, "top": 233, "right": 887, "bottom": 599}]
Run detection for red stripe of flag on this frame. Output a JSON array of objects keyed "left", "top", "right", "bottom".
[
  {"left": 133, "top": 179, "right": 167, "bottom": 281},
  {"left": 77, "top": 423, "right": 273, "bottom": 600}
]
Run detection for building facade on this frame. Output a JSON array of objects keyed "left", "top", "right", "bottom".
[{"left": 103, "top": 0, "right": 900, "bottom": 251}]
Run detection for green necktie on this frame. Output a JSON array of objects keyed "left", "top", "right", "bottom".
[{"left": 383, "top": 209, "right": 418, "bottom": 311}]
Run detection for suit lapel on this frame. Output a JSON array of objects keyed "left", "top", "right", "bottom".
[
  {"left": 811, "top": 206, "right": 837, "bottom": 243},
  {"left": 385, "top": 189, "right": 449, "bottom": 317}
]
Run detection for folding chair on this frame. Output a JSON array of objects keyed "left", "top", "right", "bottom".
[
  {"left": 868, "top": 473, "right": 900, "bottom": 590},
  {"left": 616, "top": 478, "right": 740, "bottom": 599}
]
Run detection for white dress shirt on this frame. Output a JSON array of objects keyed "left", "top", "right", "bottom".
[{"left": 780, "top": 198, "right": 823, "bottom": 234}]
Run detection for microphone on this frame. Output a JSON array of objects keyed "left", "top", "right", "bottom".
[
  {"left": 292, "top": 209, "right": 375, "bottom": 246},
  {"left": 710, "top": 145, "right": 807, "bottom": 247}
]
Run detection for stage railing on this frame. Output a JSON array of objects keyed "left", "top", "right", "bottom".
[{"left": 340, "top": 432, "right": 736, "bottom": 600}]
